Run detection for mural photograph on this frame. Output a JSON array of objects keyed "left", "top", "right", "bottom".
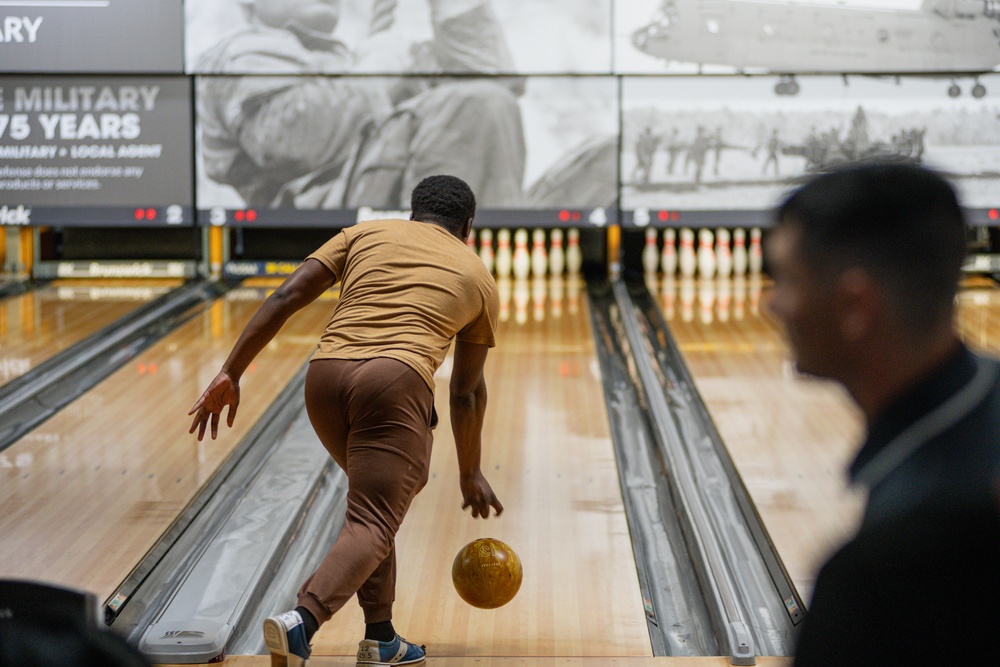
[
  {"left": 621, "top": 73, "right": 1000, "bottom": 212},
  {"left": 616, "top": 0, "right": 1000, "bottom": 76},
  {"left": 195, "top": 74, "right": 618, "bottom": 214},
  {"left": 188, "top": 0, "right": 617, "bottom": 219},
  {"left": 186, "top": 0, "right": 612, "bottom": 75}
]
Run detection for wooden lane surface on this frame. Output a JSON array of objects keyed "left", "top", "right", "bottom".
[
  {"left": 954, "top": 276, "right": 1000, "bottom": 352},
  {"left": 653, "top": 273, "right": 1000, "bottom": 604},
  {"left": 0, "top": 284, "right": 337, "bottom": 601},
  {"left": 157, "top": 657, "right": 792, "bottom": 666},
  {"left": 652, "top": 274, "right": 862, "bottom": 604},
  {"left": 309, "top": 275, "right": 652, "bottom": 659},
  {"left": 0, "top": 279, "right": 181, "bottom": 389}
]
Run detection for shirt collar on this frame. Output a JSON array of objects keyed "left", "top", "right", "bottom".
[{"left": 849, "top": 342, "right": 977, "bottom": 485}]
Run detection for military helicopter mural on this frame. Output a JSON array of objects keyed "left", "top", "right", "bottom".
[{"left": 629, "top": 0, "right": 1000, "bottom": 96}]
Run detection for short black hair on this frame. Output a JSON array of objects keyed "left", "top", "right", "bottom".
[
  {"left": 776, "top": 161, "right": 967, "bottom": 334},
  {"left": 410, "top": 175, "right": 476, "bottom": 234}
]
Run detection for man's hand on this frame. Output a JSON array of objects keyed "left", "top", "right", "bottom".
[
  {"left": 460, "top": 469, "right": 503, "bottom": 518},
  {"left": 188, "top": 371, "right": 240, "bottom": 441}
]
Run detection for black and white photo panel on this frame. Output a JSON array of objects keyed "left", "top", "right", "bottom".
[
  {"left": 195, "top": 75, "right": 618, "bottom": 227},
  {"left": 0, "top": 76, "right": 194, "bottom": 227},
  {"left": 187, "top": 0, "right": 612, "bottom": 75},
  {"left": 621, "top": 74, "right": 1000, "bottom": 222},
  {"left": 616, "top": 0, "right": 1000, "bottom": 75}
]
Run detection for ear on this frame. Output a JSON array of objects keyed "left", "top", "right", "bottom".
[
  {"left": 462, "top": 218, "right": 473, "bottom": 240},
  {"left": 836, "top": 268, "right": 881, "bottom": 344}
]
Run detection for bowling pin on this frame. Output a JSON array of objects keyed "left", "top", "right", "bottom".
[
  {"left": 549, "top": 228, "right": 565, "bottom": 275},
  {"left": 749, "top": 273, "right": 762, "bottom": 316},
  {"left": 661, "top": 228, "right": 677, "bottom": 276},
  {"left": 497, "top": 277, "right": 512, "bottom": 322},
  {"left": 715, "top": 228, "right": 732, "bottom": 278},
  {"left": 549, "top": 274, "right": 564, "bottom": 318},
  {"left": 531, "top": 228, "right": 548, "bottom": 278},
  {"left": 661, "top": 274, "right": 676, "bottom": 320},
  {"left": 679, "top": 276, "right": 696, "bottom": 323},
  {"left": 732, "top": 228, "right": 748, "bottom": 276},
  {"left": 513, "top": 278, "right": 530, "bottom": 325},
  {"left": 495, "top": 229, "right": 512, "bottom": 278},
  {"left": 532, "top": 276, "right": 547, "bottom": 322},
  {"left": 697, "top": 228, "right": 716, "bottom": 280},
  {"left": 512, "top": 228, "right": 530, "bottom": 280},
  {"left": 748, "top": 227, "right": 763, "bottom": 275},
  {"left": 716, "top": 277, "right": 731, "bottom": 323},
  {"left": 566, "top": 274, "right": 580, "bottom": 314},
  {"left": 733, "top": 274, "right": 746, "bottom": 321},
  {"left": 645, "top": 272, "right": 659, "bottom": 297},
  {"left": 479, "top": 228, "right": 495, "bottom": 275},
  {"left": 698, "top": 279, "right": 715, "bottom": 325},
  {"left": 566, "top": 228, "right": 583, "bottom": 275},
  {"left": 678, "top": 228, "right": 697, "bottom": 278},
  {"left": 642, "top": 228, "right": 659, "bottom": 275}
]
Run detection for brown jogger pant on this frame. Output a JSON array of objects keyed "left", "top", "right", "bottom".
[{"left": 296, "top": 357, "right": 435, "bottom": 626}]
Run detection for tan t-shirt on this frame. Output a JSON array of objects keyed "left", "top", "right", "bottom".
[{"left": 306, "top": 218, "right": 499, "bottom": 389}]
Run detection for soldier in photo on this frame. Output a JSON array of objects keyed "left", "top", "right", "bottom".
[
  {"left": 761, "top": 128, "right": 781, "bottom": 176},
  {"left": 685, "top": 126, "right": 710, "bottom": 185},
  {"left": 665, "top": 128, "right": 683, "bottom": 176},
  {"left": 632, "top": 125, "right": 660, "bottom": 185},
  {"left": 710, "top": 126, "right": 724, "bottom": 176}
]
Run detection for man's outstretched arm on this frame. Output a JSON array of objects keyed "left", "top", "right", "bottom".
[
  {"left": 188, "top": 258, "right": 336, "bottom": 440},
  {"left": 450, "top": 339, "right": 503, "bottom": 518}
]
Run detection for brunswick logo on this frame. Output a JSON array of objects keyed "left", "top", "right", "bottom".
[
  {"left": 225, "top": 262, "right": 260, "bottom": 276},
  {"left": 0, "top": 205, "right": 31, "bottom": 225}
]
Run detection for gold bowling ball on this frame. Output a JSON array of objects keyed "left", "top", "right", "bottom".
[{"left": 451, "top": 538, "right": 523, "bottom": 609}]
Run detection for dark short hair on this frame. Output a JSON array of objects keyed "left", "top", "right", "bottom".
[
  {"left": 776, "top": 161, "right": 967, "bottom": 333},
  {"left": 410, "top": 175, "right": 476, "bottom": 234}
]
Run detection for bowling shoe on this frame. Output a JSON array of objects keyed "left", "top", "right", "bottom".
[
  {"left": 356, "top": 633, "right": 426, "bottom": 665},
  {"left": 263, "top": 610, "right": 312, "bottom": 666}
]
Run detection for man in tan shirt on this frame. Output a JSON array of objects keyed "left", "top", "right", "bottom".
[{"left": 189, "top": 175, "right": 501, "bottom": 666}]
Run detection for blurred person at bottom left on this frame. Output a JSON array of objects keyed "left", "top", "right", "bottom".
[{"left": 0, "top": 619, "right": 151, "bottom": 667}]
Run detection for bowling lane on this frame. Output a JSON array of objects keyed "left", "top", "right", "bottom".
[
  {"left": 954, "top": 276, "right": 1000, "bottom": 353},
  {"left": 654, "top": 273, "right": 1000, "bottom": 604},
  {"left": 653, "top": 274, "right": 865, "bottom": 604},
  {"left": 0, "top": 280, "right": 182, "bottom": 389},
  {"left": 0, "top": 282, "right": 337, "bottom": 600},
  {"left": 160, "top": 655, "right": 794, "bottom": 666},
  {"left": 309, "top": 275, "right": 654, "bottom": 659}
]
